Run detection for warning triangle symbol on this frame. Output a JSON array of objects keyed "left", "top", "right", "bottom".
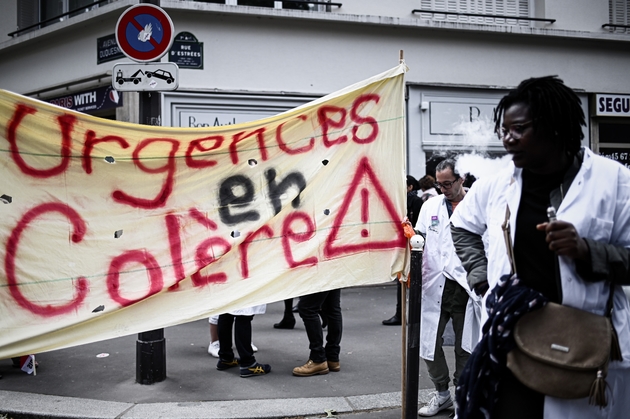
[{"left": 324, "top": 157, "right": 407, "bottom": 258}]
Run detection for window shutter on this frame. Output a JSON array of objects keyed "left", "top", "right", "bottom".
[
  {"left": 17, "top": 0, "right": 39, "bottom": 31},
  {"left": 418, "top": 0, "right": 531, "bottom": 25},
  {"left": 610, "top": 0, "right": 629, "bottom": 25}
]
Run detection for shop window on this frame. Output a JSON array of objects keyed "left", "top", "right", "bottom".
[
  {"left": 600, "top": 122, "right": 630, "bottom": 144},
  {"left": 598, "top": 122, "right": 630, "bottom": 169},
  {"left": 416, "top": 0, "right": 531, "bottom": 26}
]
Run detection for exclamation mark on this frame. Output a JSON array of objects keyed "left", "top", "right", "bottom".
[{"left": 361, "top": 188, "right": 369, "bottom": 237}]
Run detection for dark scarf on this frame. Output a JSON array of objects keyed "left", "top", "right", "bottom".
[{"left": 455, "top": 274, "right": 547, "bottom": 419}]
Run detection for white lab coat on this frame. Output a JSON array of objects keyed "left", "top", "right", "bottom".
[
  {"left": 230, "top": 304, "right": 266, "bottom": 316},
  {"left": 450, "top": 148, "right": 630, "bottom": 418},
  {"left": 415, "top": 194, "right": 481, "bottom": 361}
]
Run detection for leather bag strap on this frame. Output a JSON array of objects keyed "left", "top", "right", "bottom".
[
  {"left": 501, "top": 205, "right": 517, "bottom": 275},
  {"left": 502, "top": 205, "right": 615, "bottom": 318}
]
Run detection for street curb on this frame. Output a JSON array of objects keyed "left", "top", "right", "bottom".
[{"left": 0, "top": 388, "right": 441, "bottom": 419}]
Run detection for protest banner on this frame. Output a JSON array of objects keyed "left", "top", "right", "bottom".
[{"left": 0, "top": 64, "right": 409, "bottom": 358}]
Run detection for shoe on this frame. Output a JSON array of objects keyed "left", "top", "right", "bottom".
[
  {"left": 216, "top": 358, "right": 239, "bottom": 371},
  {"left": 328, "top": 361, "right": 340, "bottom": 372},
  {"left": 418, "top": 392, "right": 453, "bottom": 417},
  {"left": 207, "top": 340, "right": 220, "bottom": 358},
  {"left": 382, "top": 315, "right": 401, "bottom": 326},
  {"left": 293, "top": 360, "right": 329, "bottom": 376},
  {"left": 251, "top": 342, "right": 258, "bottom": 352},
  {"left": 240, "top": 362, "right": 271, "bottom": 377},
  {"left": 273, "top": 317, "right": 296, "bottom": 329}
]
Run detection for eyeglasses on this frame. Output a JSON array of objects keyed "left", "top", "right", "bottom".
[
  {"left": 434, "top": 179, "right": 458, "bottom": 190},
  {"left": 497, "top": 120, "right": 534, "bottom": 141}
]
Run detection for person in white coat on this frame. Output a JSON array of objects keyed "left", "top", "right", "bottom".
[
  {"left": 451, "top": 75, "right": 630, "bottom": 418},
  {"left": 415, "top": 159, "right": 481, "bottom": 417}
]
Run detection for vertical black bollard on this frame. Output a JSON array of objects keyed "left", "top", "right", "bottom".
[
  {"left": 135, "top": 88, "right": 166, "bottom": 385},
  {"left": 136, "top": 329, "right": 166, "bottom": 384},
  {"left": 404, "top": 235, "right": 424, "bottom": 419}
]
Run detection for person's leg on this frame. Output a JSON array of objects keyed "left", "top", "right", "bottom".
[
  {"left": 419, "top": 301, "right": 454, "bottom": 417},
  {"left": 234, "top": 315, "right": 271, "bottom": 377},
  {"left": 233, "top": 315, "right": 255, "bottom": 367},
  {"left": 293, "top": 291, "right": 329, "bottom": 376},
  {"left": 208, "top": 315, "right": 220, "bottom": 357},
  {"left": 217, "top": 313, "right": 239, "bottom": 370},
  {"left": 284, "top": 298, "right": 294, "bottom": 317},
  {"left": 274, "top": 298, "right": 296, "bottom": 329},
  {"left": 383, "top": 281, "right": 402, "bottom": 325},
  {"left": 322, "top": 289, "right": 342, "bottom": 364},
  {"left": 423, "top": 306, "right": 452, "bottom": 392},
  {"left": 298, "top": 291, "right": 327, "bottom": 362},
  {"left": 450, "top": 285, "right": 470, "bottom": 387}
]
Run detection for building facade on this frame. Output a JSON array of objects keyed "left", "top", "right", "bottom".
[{"left": 1, "top": 0, "right": 629, "bottom": 178}]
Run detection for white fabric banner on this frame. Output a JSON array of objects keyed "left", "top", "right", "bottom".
[{"left": 0, "top": 64, "right": 409, "bottom": 359}]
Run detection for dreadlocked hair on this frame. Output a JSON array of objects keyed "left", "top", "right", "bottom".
[{"left": 493, "top": 75, "right": 586, "bottom": 158}]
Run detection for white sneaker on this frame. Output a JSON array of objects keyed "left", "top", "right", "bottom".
[
  {"left": 251, "top": 342, "right": 258, "bottom": 352},
  {"left": 418, "top": 392, "right": 453, "bottom": 417},
  {"left": 207, "top": 340, "right": 220, "bottom": 358}
]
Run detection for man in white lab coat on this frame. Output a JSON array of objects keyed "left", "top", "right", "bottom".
[{"left": 415, "top": 159, "right": 480, "bottom": 417}]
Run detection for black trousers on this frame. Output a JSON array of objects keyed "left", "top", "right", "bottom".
[
  {"left": 217, "top": 313, "right": 255, "bottom": 367},
  {"left": 493, "top": 368, "right": 544, "bottom": 418},
  {"left": 298, "top": 288, "right": 342, "bottom": 363}
]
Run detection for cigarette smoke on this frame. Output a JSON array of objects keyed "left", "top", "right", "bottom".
[{"left": 443, "top": 117, "right": 512, "bottom": 180}]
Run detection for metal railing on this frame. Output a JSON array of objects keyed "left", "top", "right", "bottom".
[
  {"left": 210, "top": 0, "right": 342, "bottom": 9},
  {"left": 9, "top": 0, "right": 112, "bottom": 37},
  {"left": 8, "top": 0, "right": 342, "bottom": 37},
  {"left": 602, "top": 23, "right": 630, "bottom": 30},
  {"left": 278, "top": 0, "right": 342, "bottom": 6},
  {"left": 412, "top": 9, "right": 556, "bottom": 25}
]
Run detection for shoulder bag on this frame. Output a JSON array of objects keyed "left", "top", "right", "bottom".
[{"left": 501, "top": 206, "right": 621, "bottom": 407}]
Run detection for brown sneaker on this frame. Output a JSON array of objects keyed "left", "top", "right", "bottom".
[
  {"left": 292, "top": 360, "right": 329, "bottom": 376},
  {"left": 328, "top": 361, "right": 340, "bottom": 372}
]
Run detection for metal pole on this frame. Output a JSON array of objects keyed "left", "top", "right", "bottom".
[
  {"left": 401, "top": 278, "right": 407, "bottom": 419},
  {"left": 404, "top": 235, "right": 424, "bottom": 419},
  {"left": 135, "top": 87, "right": 166, "bottom": 384},
  {"left": 136, "top": 328, "right": 166, "bottom": 384}
]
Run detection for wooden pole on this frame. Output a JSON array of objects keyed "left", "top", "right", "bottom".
[{"left": 400, "top": 48, "right": 406, "bottom": 419}]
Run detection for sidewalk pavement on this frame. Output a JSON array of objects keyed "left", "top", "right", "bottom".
[{"left": 0, "top": 284, "right": 457, "bottom": 419}]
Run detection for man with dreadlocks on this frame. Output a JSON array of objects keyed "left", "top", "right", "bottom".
[{"left": 449, "top": 76, "right": 630, "bottom": 418}]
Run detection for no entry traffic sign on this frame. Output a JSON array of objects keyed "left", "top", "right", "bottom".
[{"left": 115, "top": 4, "right": 174, "bottom": 63}]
